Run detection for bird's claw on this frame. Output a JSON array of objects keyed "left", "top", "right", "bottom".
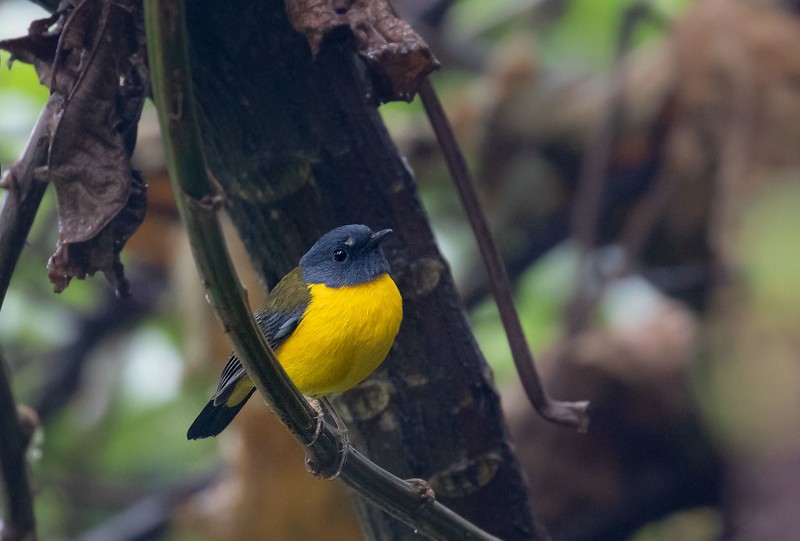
[
  {"left": 306, "top": 397, "right": 325, "bottom": 448},
  {"left": 305, "top": 429, "right": 349, "bottom": 480},
  {"left": 304, "top": 397, "right": 350, "bottom": 480}
]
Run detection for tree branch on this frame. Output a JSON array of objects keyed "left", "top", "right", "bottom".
[
  {"left": 0, "top": 353, "right": 38, "bottom": 541},
  {"left": 418, "top": 78, "right": 591, "bottom": 431},
  {"left": 0, "top": 97, "right": 56, "bottom": 309},
  {"left": 144, "top": 1, "right": 501, "bottom": 539},
  {"left": 25, "top": 0, "right": 59, "bottom": 14},
  {"left": 69, "top": 473, "right": 216, "bottom": 541}
]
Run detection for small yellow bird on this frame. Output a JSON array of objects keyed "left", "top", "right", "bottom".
[{"left": 188, "top": 224, "right": 403, "bottom": 439}]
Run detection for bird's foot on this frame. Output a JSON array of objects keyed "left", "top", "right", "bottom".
[
  {"left": 306, "top": 397, "right": 325, "bottom": 447},
  {"left": 305, "top": 428, "right": 349, "bottom": 480},
  {"left": 304, "top": 398, "right": 350, "bottom": 480}
]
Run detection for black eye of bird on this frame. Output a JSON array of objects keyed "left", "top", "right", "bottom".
[{"left": 333, "top": 249, "right": 348, "bottom": 262}]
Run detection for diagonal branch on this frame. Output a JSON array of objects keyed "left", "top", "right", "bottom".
[
  {"left": 144, "top": 1, "right": 502, "bottom": 539},
  {"left": 26, "top": 0, "right": 59, "bottom": 13},
  {"left": 0, "top": 97, "right": 56, "bottom": 309},
  {"left": 418, "top": 78, "right": 590, "bottom": 431}
]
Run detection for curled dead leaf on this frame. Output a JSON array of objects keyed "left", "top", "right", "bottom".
[
  {"left": 0, "top": 12, "right": 61, "bottom": 86},
  {"left": 285, "top": 0, "right": 438, "bottom": 102},
  {"left": 48, "top": 171, "right": 146, "bottom": 297}
]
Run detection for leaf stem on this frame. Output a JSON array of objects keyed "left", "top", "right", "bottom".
[{"left": 418, "top": 78, "right": 591, "bottom": 431}]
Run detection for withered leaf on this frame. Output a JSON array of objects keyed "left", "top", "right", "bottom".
[
  {"left": 0, "top": 12, "right": 61, "bottom": 86},
  {"left": 2, "top": 0, "right": 149, "bottom": 297},
  {"left": 48, "top": 171, "right": 146, "bottom": 296},
  {"left": 285, "top": 0, "right": 439, "bottom": 102}
]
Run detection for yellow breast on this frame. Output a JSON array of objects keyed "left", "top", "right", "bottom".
[{"left": 275, "top": 273, "right": 402, "bottom": 396}]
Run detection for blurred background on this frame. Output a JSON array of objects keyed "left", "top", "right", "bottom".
[{"left": 1, "top": 0, "right": 799, "bottom": 540}]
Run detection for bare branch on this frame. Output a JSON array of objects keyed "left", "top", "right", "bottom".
[
  {"left": 0, "top": 98, "right": 55, "bottom": 309},
  {"left": 25, "top": 0, "right": 59, "bottom": 14}
]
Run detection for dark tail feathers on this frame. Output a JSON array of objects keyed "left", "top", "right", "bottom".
[{"left": 187, "top": 388, "right": 256, "bottom": 440}]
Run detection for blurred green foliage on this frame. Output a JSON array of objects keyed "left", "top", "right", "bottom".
[
  {"left": 739, "top": 179, "right": 800, "bottom": 324},
  {"left": 630, "top": 507, "right": 721, "bottom": 541},
  {"left": 389, "top": 0, "right": 685, "bottom": 384},
  {"left": 540, "top": 0, "right": 689, "bottom": 70},
  {"left": 696, "top": 177, "right": 800, "bottom": 459}
]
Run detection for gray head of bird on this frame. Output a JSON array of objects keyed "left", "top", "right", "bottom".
[{"left": 300, "top": 224, "right": 393, "bottom": 287}]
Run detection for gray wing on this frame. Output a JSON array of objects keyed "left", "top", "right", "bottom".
[
  {"left": 211, "top": 307, "right": 304, "bottom": 405},
  {"left": 210, "top": 267, "right": 311, "bottom": 406}
]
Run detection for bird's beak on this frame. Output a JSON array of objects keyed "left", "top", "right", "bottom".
[{"left": 366, "top": 228, "right": 393, "bottom": 249}]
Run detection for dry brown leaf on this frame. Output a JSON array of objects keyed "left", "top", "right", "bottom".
[
  {"left": 285, "top": 0, "right": 438, "bottom": 102},
  {"left": 1, "top": 0, "right": 149, "bottom": 297}
]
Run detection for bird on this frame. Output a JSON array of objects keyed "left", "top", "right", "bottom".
[{"left": 187, "top": 224, "right": 403, "bottom": 440}]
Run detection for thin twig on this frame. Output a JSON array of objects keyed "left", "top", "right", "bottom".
[
  {"left": 618, "top": 171, "right": 673, "bottom": 278},
  {"left": 69, "top": 473, "right": 216, "bottom": 541},
  {"left": 144, "top": 1, "right": 502, "bottom": 539},
  {"left": 418, "top": 78, "right": 590, "bottom": 431},
  {"left": 564, "top": 3, "right": 659, "bottom": 335},
  {"left": 0, "top": 353, "right": 38, "bottom": 541}
]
